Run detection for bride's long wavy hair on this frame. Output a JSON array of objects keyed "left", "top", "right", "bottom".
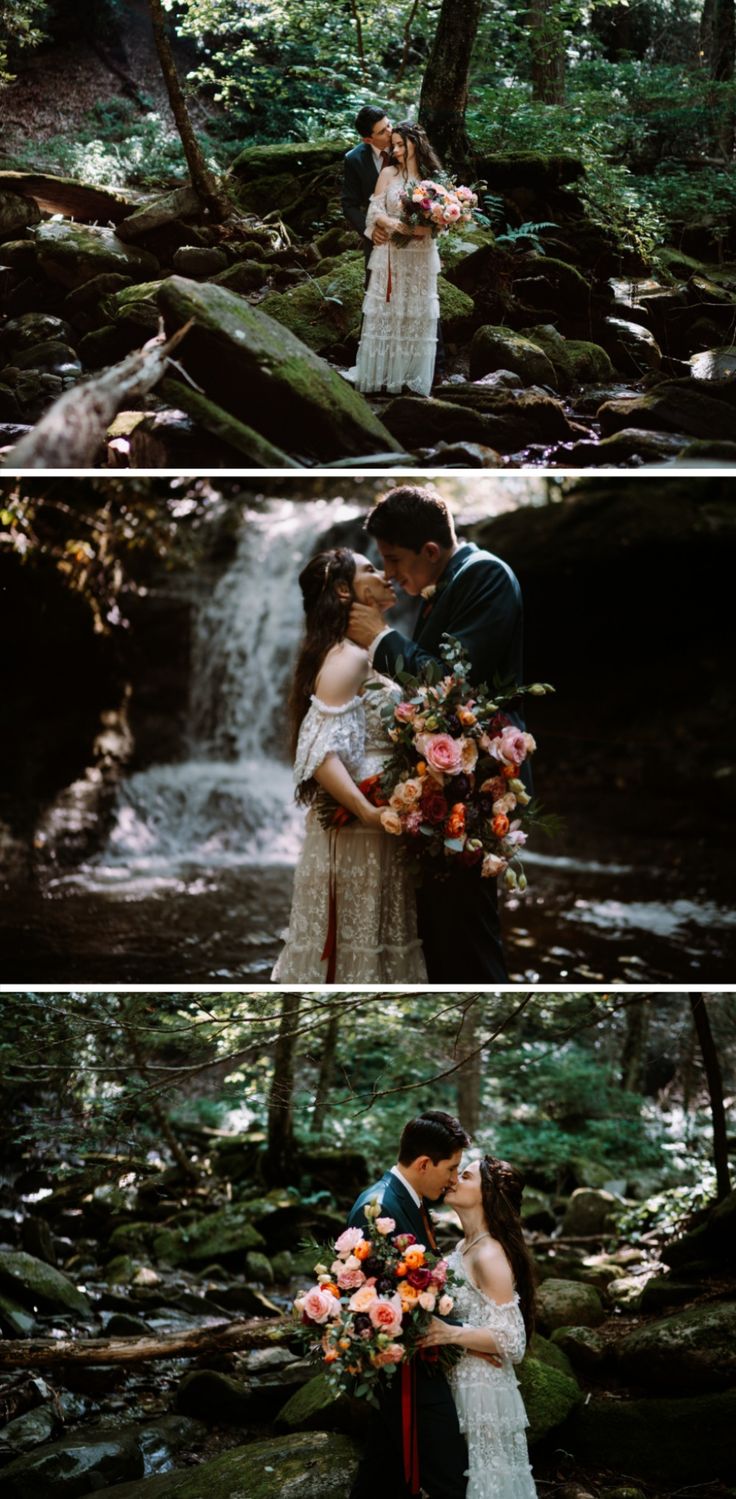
[
  {"left": 479, "top": 1155, "right": 536, "bottom": 1342},
  {"left": 390, "top": 120, "right": 443, "bottom": 181},
  {"left": 288, "top": 547, "right": 357, "bottom": 800}
]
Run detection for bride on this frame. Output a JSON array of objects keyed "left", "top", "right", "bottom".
[
  {"left": 419, "top": 1156, "right": 538, "bottom": 1499},
  {"left": 352, "top": 121, "right": 443, "bottom": 397},
  {"left": 272, "top": 546, "right": 427, "bottom": 984}
]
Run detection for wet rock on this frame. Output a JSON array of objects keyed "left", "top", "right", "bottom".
[
  {"left": 137, "top": 1416, "right": 205, "bottom": 1477},
  {"left": 603, "top": 316, "right": 662, "bottom": 374},
  {"left": 175, "top": 1368, "right": 252, "bottom": 1423},
  {"left": 0, "top": 1402, "right": 57, "bottom": 1457},
  {"left": 0, "top": 311, "right": 75, "bottom": 360},
  {"left": 277, "top": 1372, "right": 352, "bottom": 1433},
  {"left": 536, "top": 1278, "right": 605, "bottom": 1331},
  {"left": 270, "top": 1250, "right": 294, "bottom": 1281},
  {"left": 12, "top": 339, "right": 82, "bottom": 377},
  {"left": 31, "top": 222, "right": 160, "bottom": 290},
  {"left": 0, "top": 238, "right": 39, "bottom": 274},
  {"left": 210, "top": 1284, "right": 282, "bottom": 1316},
  {"left": 155, "top": 275, "right": 401, "bottom": 462},
  {"left": 525, "top": 323, "right": 614, "bottom": 388},
  {"left": 562, "top": 1188, "right": 620, "bottom": 1236},
  {"left": 0, "top": 1286, "right": 38, "bottom": 1336},
  {"left": 679, "top": 438, "right": 736, "bottom": 462},
  {"left": 469, "top": 326, "right": 557, "bottom": 386},
  {"left": 0, "top": 1249, "right": 92, "bottom": 1317},
  {"left": 690, "top": 346, "right": 736, "bottom": 380},
  {"left": 21, "top": 1216, "right": 57, "bottom": 1265},
  {"left": 152, "top": 1204, "right": 266, "bottom": 1266},
  {"left": 417, "top": 439, "right": 503, "bottom": 466},
  {"left": 77, "top": 323, "right": 142, "bottom": 369},
  {"left": 105, "top": 279, "right": 164, "bottom": 333},
  {"left": 246, "top": 1250, "right": 275, "bottom": 1285},
  {"left": 617, "top": 1300, "right": 736, "bottom": 1393},
  {"left": 383, "top": 387, "right": 576, "bottom": 453},
  {"left": 550, "top": 1325, "right": 610, "bottom": 1371},
  {"left": 62, "top": 273, "right": 134, "bottom": 334},
  {"left": 0, "top": 189, "right": 42, "bottom": 240},
  {"left": 124, "top": 407, "right": 247, "bottom": 468},
  {"left": 515, "top": 255, "right": 591, "bottom": 315},
  {"left": 104, "top": 1430, "right": 361, "bottom": 1498},
  {"left": 517, "top": 1355, "right": 582, "bottom": 1444},
  {"left": 116, "top": 187, "right": 202, "bottom": 243},
  {"left": 598, "top": 377, "right": 736, "bottom": 440},
  {"left": 0, "top": 383, "right": 23, "bottom": 422},
  {"left": 564, "top": 1387, "right": 736, "bottom": 1484},
  {"left": 637, "top": 1273, "right": 707, "bottom": 1312},
  {"left": 107, "top": 1221, "right": 158, "bottom": 1257},
  {"left": 172, "top": 246, "right": 229, "bottom": 277},
  {"left": 106, "top": 1311, "right": 151, "bottom": 1336},
  {"left": 564, "top": 428, "right": 687, "bottom": 466},
  {"left": 1, "top": 1426, "right": 145, "bottom": 1498},
  {"left": 105, "top": 1253, "right": 139, "bottom": 1284},
  {"left": 212, "top": 260, "right": 268, "bottom": 294}
]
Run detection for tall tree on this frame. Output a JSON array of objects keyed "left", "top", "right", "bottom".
[
  {"left": 526, "top": 0, "right": 566, "bottom": 104},
  {"left": 418, "top": 0, "right": 482, "bottom": 164},
  {"left": 310, "top": 1013, "right": 340, "bottom": 1136},
  {"left": 265, "top": 994, "right": 301, "bottom": 1183},
  {"left": 701, "top": 0, "right": 735, "bottom": 155},
  {"left": 620, "top": 999, "right": 649, "bottom": 1093},
  {"left": 456, "top": 999, "right": 483, "bottom": 1136},
  {"left": 146, "top": 0, "right": 229, "bottom": 218},
  {"left": 689, "top": 993, "right": 731, "bottom": 1200}
]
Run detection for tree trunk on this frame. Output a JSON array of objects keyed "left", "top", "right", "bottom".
[
  {"left": 527, "top": 0, "right": 566, "bottom": 105},
  {"left": 689, "top": 993, "right": 732, "bottom": 1200},
  {"left": 0, "top": 1318, "right": 281, "bottom": 1369},
  {"left": 456, "top": 1000, "right": 482, "bottom": 1135},
  {"left": 146, "top": 0, "right": 229, "bottom": 218},
  {"left": 418, "top": 0, "right": 482, "bottom": 166},
  {"left": 265, "top": 995, "right": 301, "bottom": 1183},
  {"left": 620, "top": 999, "right": 649, "bottom": 1092},
  {"left": 118, "top": 999, "right": 199, "bottom": 1180},
  {"left": 2, "top": 322, "right": 192, "bottom": 469},
  {"left": 310, "top": 1014, "right": 340, "bottom": 1136}
]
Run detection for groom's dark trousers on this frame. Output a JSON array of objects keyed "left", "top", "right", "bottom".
[
  {"left": 348, "top": 1171, "right": 467, "bottom": 1499},
  {"left": 374, "top": 543, "right": 527, "bottom": 984}
]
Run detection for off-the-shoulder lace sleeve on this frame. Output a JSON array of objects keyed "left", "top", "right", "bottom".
[
  {"left": 467, "top": 1290, "right": 527, "bottom": 1364},
  {"left": 365, "top": 190, "right": 388, "bottom": 240},
  {"left": 294, "top": 694, "right": 366, "bottom": 787}
]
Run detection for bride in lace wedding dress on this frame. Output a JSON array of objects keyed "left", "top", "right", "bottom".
[
  {"left": 419, "top": 1156, "right": 538, "bottom": 1499},
  {"left": 352, "top": 121, "right": 443, "bottom": 397},
  {"left": 272, "top": 546, "right": 426, "bottom": 984}
]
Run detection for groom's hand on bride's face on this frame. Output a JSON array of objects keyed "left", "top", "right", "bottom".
[{"left": 348, "top": 602, "right": 384, "bottom": 648}]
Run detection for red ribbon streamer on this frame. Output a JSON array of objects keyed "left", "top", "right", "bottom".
[
  {"left": 386, "top": 246, "right": 392, "bottom": 303},
  {"left": 401, "top": 1361, "right": 421, "bottom": 1496},
  {"left": 321, "top": 830, "right": 338, "bottom": 982}
]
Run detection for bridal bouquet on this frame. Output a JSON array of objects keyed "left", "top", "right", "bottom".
[
  {"left": 293, "top": 1199, "right": 459, "bottom": 1401},
  {"left": 393, "top": 179, "right": 479, "bottom": 245},
  {"left": 372, "top": 636, "right": 555, "bottom": 891}
]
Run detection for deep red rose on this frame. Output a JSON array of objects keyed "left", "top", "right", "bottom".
[
  {"left": 488, "top": 712, "right": 512, "bottom": 737},
  {"left": 421, "top": 785, "right": 449, "bottom": 826},
  {"left": 407, "top": 1266, "right": 432, "bottom": 1290}
]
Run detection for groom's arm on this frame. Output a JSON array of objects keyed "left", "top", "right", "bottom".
[
  {"left": 341, "top": 153, "right": 368, "bottom": 236},
  {"left": 374, "top": 561, "right": 521, "bottom": 687}
]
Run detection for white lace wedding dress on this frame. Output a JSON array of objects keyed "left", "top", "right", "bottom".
[
  {"left": 448, "top": 1249, "right": 537, "bottom": 1499},
  {"left": 272, "top": 677, "right": 427, "bottom": 983},
  {"left": 352, "top": 172, "right": 441, "bottom": 397}
]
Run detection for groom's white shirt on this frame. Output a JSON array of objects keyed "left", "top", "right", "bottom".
[
  {"left": 390, "top": 1163, "right": 422, "bottom": 1208},
  {"left": 368, "top": 626, "right": 392, "bottom": 666}
]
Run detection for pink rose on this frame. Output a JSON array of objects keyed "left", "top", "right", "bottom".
[
  {"left": 392, "top": 1232, "right": 416, "bottom": 1251},
  {"left": 373, "top": 1343, "right": 405, "bottom": 1366},
  {"left": 419, "top": 734, "right": 463, "bottom": 776},
  {"left": 418, "top": 1290, "right": 437, "bottom": 1311},
  {"left": 395, "top": 702, "right": 416, "bottom": 723},
  {"left": 302, "top": 1286, "right": 339, "bottom": 1324},
  {"left": 492, "top": 794, "right": 517, "bottom": 815},
  {"left": 349, "top": 1284, "right": 378, "bottom": 1312},
  {"left": 460, "top": 737, "right": 478, "bottom": 773},
  {"left": 336, "top": 1263, "right": 365, "bottom": 1290},
  {"left": 375, "top": 1216, "right": 396, "bottom": 1236},
  {"left": 438, "top": 1294, "right": 454, "bottom": 1315},
  {"left": 334, "top": 1227, "right": 364, "bottom": 1257},
  {"left": 380, "top": 808, "right": 403, "bottom": 836},
  {"left": 489, "top": 727, "right": 530, "bottom": 768},
  {"left": 431, "top": 1259, "right": 448, "bottom": 1286},
  {"left": 369, "top": 1296, "right": 404, "bottom": 1337}
]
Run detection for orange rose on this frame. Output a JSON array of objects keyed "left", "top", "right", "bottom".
[
  {"left": 354, "top": 1240, "right": 372, "bottom": 1260},
  {"left": 446, "top": 802, "right": 466, "bottom": 838},
  {"left": 399, "top": 1283, "right": 419, "bottom": 1306},
  {"left": 492, "top": 813, "right": 510, "bottom": 837},
  {"left": 322, "top": 1282, "right": 341, "bottom": 1298},
  {"left": 403, "top": 1246, "right": 426, "bottom": 1268},
  {"left": 339, "top": 1338, "right": 351, "bottom": 1350},
  {"left": 395, "top": 1260, "right": 408, "bottom": 1277},
  {"left": 324, "top": 1349, "right": 338, "bottom": 1363},
  {"left": 416, "top": 760, "right": 428, "bottom": 777},
  {"left": 502, "top": 764, "right": 517, "bottom": 781}
]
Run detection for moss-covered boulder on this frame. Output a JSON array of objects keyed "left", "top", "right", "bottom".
[
  {"left": 438, "top": 222, "right": 496, "bottom": 270},
  {"left": 515, "top": 256, "right": 591, "bottom": 317},
  {"left": 0, "top": 1286, "right": 37, "bottom": 1337},
  {"left": 603, "top": 315, "right": 662, "bottom": 374},
  {"left": 1, "top": 1426, "right": 144, "bottom": 1498},
  {"left": 0, "top": 189, "right": 42, "bottom": 241},
  {"left": 175, "top": 1369, "right": 253, "bottom": 1423},
  {"left": 469, "top": 326, "right": 557, "bottom": 386},
  {"left": 664, "top": 1185, "right": 736, "bottom": 1268},
  {"left": 276, "top": 1372, "right": 350, "bottom": 1432},
  {"left": 563, "top": 1388, "right": 736, "bottom": 1484},
  {"left": 31, "top": 222, "right": 159, "bottom": 290},
  {"left": 0, "top": 312, "right": 74, "bottom": 360},
  {"left": 476, "top": 153, "right": 585, "bottom": 191},
  {"left": 536, "top": 1278, "right": 604, "bottom": 1331},
  {"left": 159, "top": 376, "right": 299, "bottom": 467},
  {"left": 98, "top": 1430, "right": 361, "bottom": 1498},
  {"left": 230, "top": 139, "right": 350, "bottom": 182},
  {"left": 598, "top": 378, "right": 736, "bottom": 440},
  {"left": 526, "top": 324, "right": 614, "bottom": 388},
  {"left": 520, "top": 1189, "right": 556, "bottom": 1233},
  {"left": 246, "top": 1250, "right": 275, "bottom": 1286},
  {"left": 155, "top": 275, "right": 402, "bottom": 461},
  {"left": 562, "top": 1188, "right": 620, "bottom": 1236},
  {"left": 517, "top": 1355, "right": 582, "bottom": 1444},
  {"left": 528, "top": 1330, "right": 575, "bottom": 1378},
  {"left": 550, "top": 1325, "right": 610, "bottom": 1371},
  {"left": 617, "top": 1300, "right": 736, "bottom": 1393},
  {"left": 152, "top": 1204, "right": 266, "bottom": 1266},
  {"left": 382, "top": 386, "right": 575, "bottom": 453},
  {"left": 107, "top": 1221, "right": 158, "bottom": 1256},
  {"left": 0, "top": 1250, "right": 92, "bottom": 1317}
]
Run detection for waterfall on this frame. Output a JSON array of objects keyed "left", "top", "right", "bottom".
[{"left": 90, "top": 499, "right": 364, "bottom": 875}]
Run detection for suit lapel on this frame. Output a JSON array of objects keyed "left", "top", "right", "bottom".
[
  {"left": 413, "top": 544, "right": 477, "bottom": 643},
  {"left": 384, "top": 1171, "right": 426, "bottom": 1241}
]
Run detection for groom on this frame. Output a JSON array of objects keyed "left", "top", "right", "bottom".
[
  {"left": 341, "top": 104, "right": 393, "bottom": 274},
  {"left": 348, "top": 1110, "right": 470, "bottom": 1499},
  {"left": 349, "top": 484, "right": 526, "bottom": 984}
]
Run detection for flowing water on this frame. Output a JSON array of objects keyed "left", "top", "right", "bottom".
[{"left": 2, "top": 499, "right": 734, "bottom": 983}]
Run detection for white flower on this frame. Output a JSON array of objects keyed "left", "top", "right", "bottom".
[{"left": 420, "top": 583, "right": 437, "bottom": 600}]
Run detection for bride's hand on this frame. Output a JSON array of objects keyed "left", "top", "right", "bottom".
[
  {"left": 417, "top": 1316, "right": 460, "bottom": 1348},
  {"left": 359, "top": 804, "right": 385, "bottom": 830}
]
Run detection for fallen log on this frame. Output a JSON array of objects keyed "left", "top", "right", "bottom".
[
  {"left": 2, "top": 322, "right": 193, "bottom": 469},
  {"left": 0, "top": 1315, "right": 286, "bottom": 1369},
  {"left": 0, "top": 170, "right": 133, "bottom": 223}
]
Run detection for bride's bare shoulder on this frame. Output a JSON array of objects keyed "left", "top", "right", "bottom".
[
  {"left": 315, "top": 640, "right": 369, "bottom": 705},
  {"left": 375, "top": 165, "right": 399, "bottom": 192},
  {"left": 472, "top": 1239, "right": 515, "bottom": 1303}
]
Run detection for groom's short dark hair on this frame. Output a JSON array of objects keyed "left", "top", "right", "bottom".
[
  {"left": 355, "top": 105, "right": 387, "bottom": 137},
  {"left": 365, "top": 486, "right": 455, "bottom": 551},
  {"left": 399, "top": 1110, "right": 470, "bottom": 1164}
]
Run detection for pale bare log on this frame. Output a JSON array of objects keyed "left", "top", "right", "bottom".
[
  {"left": 2, "top": 322, "right": 193, "bottom": 470},
  {"left": 0, "top": 1316, "right": 286, "bottom": 1369}
]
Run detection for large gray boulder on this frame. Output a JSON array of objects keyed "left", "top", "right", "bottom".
[
  {"left": 99, "top": 1430, "right": 361, "bottom": 1497},
  {"left": 155, "top": 275, "right": 403, "bottom": 462},
  {"left": 562, "top": 1188, "right": 620, "bottom": 1236},
  {"left": 31, "top": 222, "right": 159, "bottom": 289},
  {"left": 617, "top": 1300, "right": 736, "bottom": 1393},
  {"left": 536, "top": 1278, "right": 605, "bottom": 1331},
  {"left": 564, "top": 1388, "right": 736, "bottom": 1484},
  {"left": 151, "top": 1204, "right": 266, "bottom": 1266},
  {"left": 1, "top": 1426, "right": 144, "bottom": 1498}
]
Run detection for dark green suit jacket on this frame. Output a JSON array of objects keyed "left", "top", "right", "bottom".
[{"left": 348, "top": 1169, "right": 432, "bottom": 1242}]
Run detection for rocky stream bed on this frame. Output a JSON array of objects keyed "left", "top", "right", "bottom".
[{"left": 2, "top": 144, "right": 736, "bottom": 468}]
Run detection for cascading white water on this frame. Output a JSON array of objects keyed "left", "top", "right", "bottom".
[{"left": 91, "top": 499, "right": 363, "bottom": 875}]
